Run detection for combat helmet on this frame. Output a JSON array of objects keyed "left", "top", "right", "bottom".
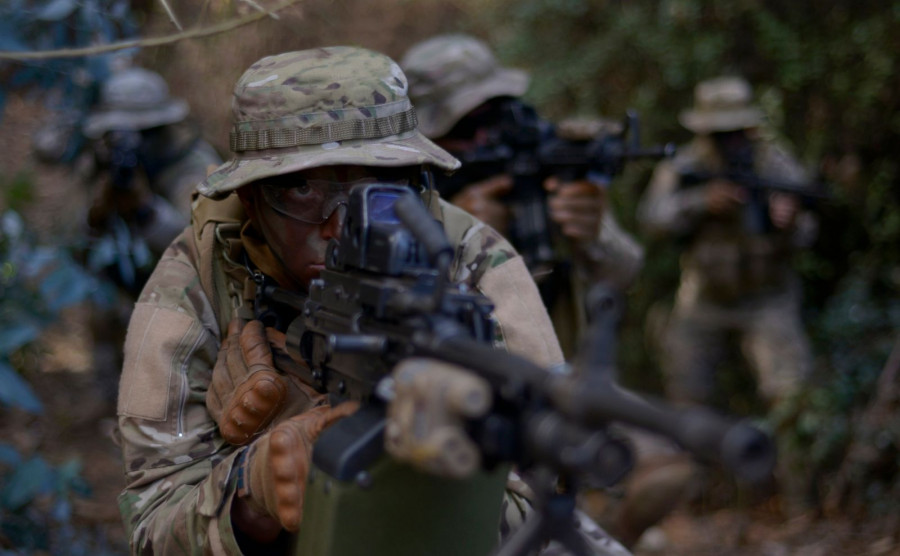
[
  {"left": 401, "top": 34, "right": 530, "bottom": 139},
  {"left": 198, "top": 46, "right": 460, "bottom": 199},
  {"left": 82, "top": 67, "right": 190, "bottom": 139},
  {"left": 678, "top": 76, "right": 764, "bottom": 134}
]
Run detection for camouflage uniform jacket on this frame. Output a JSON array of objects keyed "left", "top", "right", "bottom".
[
  {"left": 638, "top": 135, "right": 816, "bottom": 303},
  {"left": 116, "top": 190, "right": 564, "bottom": 555}
]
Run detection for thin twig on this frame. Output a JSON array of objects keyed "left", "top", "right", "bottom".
[
  {"left": 159, "top": 0, "right": 184, "bottom": 31},
  {"left": 240, "top": 0, "right": 280, "bottom": 20},
  {"left": 0, "top": 0, "right": 302, "bottom": 61}
]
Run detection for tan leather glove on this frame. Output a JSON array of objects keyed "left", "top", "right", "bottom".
[
  {"left": 544, "top": 176, "right": 606, "bottom": 242},
  {"left": 449, "top": 175, "right": 513, "bottom": 232},
  {"left": 208, "top": 319, "right": 288, "bottom": 445},
  {"left": 242, "top": 402, "right": 360, "bottom": 532}
]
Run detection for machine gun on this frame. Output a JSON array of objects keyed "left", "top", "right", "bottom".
[
  {"left": 254, "top": 183, "right": 775, "bottom": 556},
  {"left": 435, "top": 99, "right": 674, "bottom": 274}
]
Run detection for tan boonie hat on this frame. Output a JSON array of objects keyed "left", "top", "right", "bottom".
[
  {"left": 401, "top": 34, "right": 530, "bottom": 139},
  {"left": 83, "top": 67, "right": 190, "bottom": 139},
  {"left": 678, "top": 76, "right": 765, "bottom": 134},
  {"left": 198, "top": 47, "right": 460, "bottom": 199}
]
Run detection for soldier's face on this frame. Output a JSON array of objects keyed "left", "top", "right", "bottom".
[
  {"left": 239, "top": 166, "right": 355, "bottom": 289},
  {"left": 239, "top": 165, "right": 417, "bottom": 289}
]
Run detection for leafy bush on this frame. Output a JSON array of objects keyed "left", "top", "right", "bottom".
[{"left": 0, "top": 203, "right": 119, "bottom": 553}]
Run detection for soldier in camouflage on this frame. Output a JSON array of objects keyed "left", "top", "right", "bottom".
[
  {"left": 116, "top": 46, "right": 629, "bottom": 555},
  {"left": 57, "top": 65, "right": 224, "bottom": 409},
  {"left": 635, "top": 76, "right": 817, "bottom": 521},
  {"left": 400, "top": 34, "right": 645, "bottom": 359},
  {"left": 638, "top": 76, "right": 815, "bottom": 413},
  {"left": 83, "top": 65, "right": 223, "bottom": 256}
]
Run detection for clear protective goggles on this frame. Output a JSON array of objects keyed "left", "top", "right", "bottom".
[{"left": 260, "top": 168, "right": 418, "bottom": 224}]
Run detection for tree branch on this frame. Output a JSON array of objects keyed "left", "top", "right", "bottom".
[{"left": 0, "top": 0, "right": 302, "bottom": 61}]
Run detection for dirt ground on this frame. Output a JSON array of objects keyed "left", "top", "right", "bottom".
[{"left": 3, "top": 58, "right": 900, "bottom": 556}]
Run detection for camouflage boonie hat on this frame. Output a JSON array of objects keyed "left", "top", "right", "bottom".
[
  {"left": 83, "top": 67, "right": 190, "bottom": 139},
  {"left": 401, "top": 34, "right": 530, "bottom": 139},
  {"left": 198, "top": 47, "right": 460, "bottom": 199},
  {"left": 679, "top": 76, "right": 765, "bottom": 133}
]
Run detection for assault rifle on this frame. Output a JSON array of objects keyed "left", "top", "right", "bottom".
[
  {"left": 678, "top": 149, "right": 830, "bottom": 235},
  {"left": 436, "top": 99, "right": 674, "bottom": 273},
  {"left": 254, "top": 183, "right": 775, "bottom": 556}
]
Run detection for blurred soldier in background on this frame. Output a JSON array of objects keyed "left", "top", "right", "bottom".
[
  {"left": 401, "top": 34, "right": 644, "bottom": 359},
  {"left": 82, "top": 65, "right": 222, "bottom": 262},
  {"left": 34, "top": 63, "right": 222, "bottom": 406},
  {"left": 638, "top": 76, "right": 819, "bottom": 512}
]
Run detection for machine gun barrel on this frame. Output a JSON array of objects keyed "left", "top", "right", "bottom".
[{"left": 425, "top": 335, "right": 775, "bottom": 484}]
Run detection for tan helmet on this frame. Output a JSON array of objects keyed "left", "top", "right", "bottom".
[
  {"left": 82, "top": 67, "right": 190, "bottom": 139},
  {"left": 401, "top": 34, "right": 530, "bottom": 139},
  {"left": 198, "top": 47, "right": 460, "bottom": 199},
  {"left": 678, "top": 76, "right": 764, "bottom": 134}
]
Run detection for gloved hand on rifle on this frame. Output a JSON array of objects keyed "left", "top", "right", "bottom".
[
  {"left": 207, "top": 318, "right": 358, "bottom": 539},
  {"left": 207, "top": 318, "right": 329, "bottom": 444},
  {"left": 449, "top": 174, "right": 513, "bottom": 233},
  {"left": 544, "top": 176, "right": 606, "bottom": 242},
  {"left": 232, "top": 401, "right": 359, "bottom": 539}
]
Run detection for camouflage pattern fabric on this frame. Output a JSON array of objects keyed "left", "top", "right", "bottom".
[
  {"left": 401, "top": 34, "right": 530, "bottom": 138},
  {"left": 637, "top": 135, "right": 816, "bottom": 407},
  {"left": 198, "top": 47, "right": 459, "bottom": 200}
]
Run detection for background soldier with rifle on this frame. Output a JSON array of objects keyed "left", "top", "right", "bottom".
[
  {"left": 38, "top": 62, "right": 222, "bottom": 408},
  {"left": 637, "top": 75, "right": 821, "bottom": 512},
  {"left": 400, "top": 34, "right": 648, "bottom": 359}
]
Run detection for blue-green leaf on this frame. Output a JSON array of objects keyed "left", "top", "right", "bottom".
[
  {"left": 0, "top": 361, "right": 43, "bottom": 413},
  {"left": 39, "top": 262, "right": 95, "bottom": 312},
  {"left": 0, "top": 443, "right": 22, "bottom": 466},
  {"left": 0, "top": 456, "right": 53, "bottom": 510},
  {"left": 0, "top": 321, "right": 41, "bottom": 353},
  {"left": 35, "top": 0, "right": 78, "bottom": 21}
]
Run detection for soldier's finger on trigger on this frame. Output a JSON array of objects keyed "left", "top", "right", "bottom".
[
  {"left": 240, "top": 320, "right": 276, "bottom": 372},
  {"left": 226, "top": 329, "right": 248, "bottom": 384}
]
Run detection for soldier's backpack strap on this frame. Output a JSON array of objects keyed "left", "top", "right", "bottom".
[{"left": 190, "top": 192, "right": 255, "bottom": 335}]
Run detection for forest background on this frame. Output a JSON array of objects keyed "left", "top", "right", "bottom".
[{"left": 1, "top": 0, "right": 899, "bottom": 554}]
